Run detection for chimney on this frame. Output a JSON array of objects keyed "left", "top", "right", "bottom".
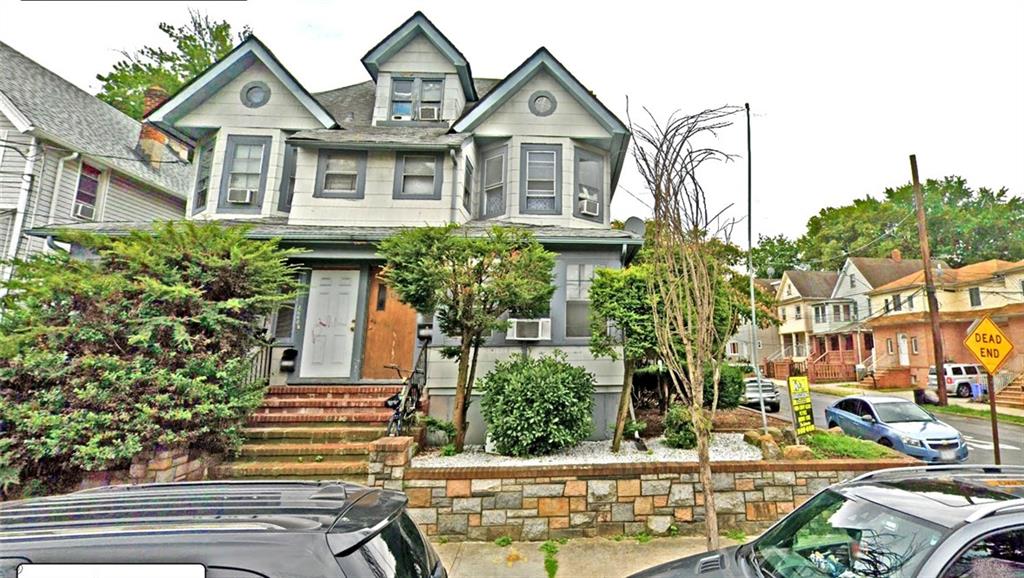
[
  {"left": 891, "top": 248, "right": 902, "bottom": 262},
  {"left": 139, "top": 86, "right": 169, "bottom": 168}
]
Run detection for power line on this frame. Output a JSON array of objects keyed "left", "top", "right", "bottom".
[{"left": 0, "top": 138, "right": 190, "bottom": 166}]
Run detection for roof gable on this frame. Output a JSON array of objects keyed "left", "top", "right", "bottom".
[
  {"left": 361, "top": 12, "right": 477, "bottom": 100},
  {"left": 780, "top": 270, "right": 839, "bottom": 300},
  {"left": 146, "top": 35, "right": 336, "bottom": 138}
]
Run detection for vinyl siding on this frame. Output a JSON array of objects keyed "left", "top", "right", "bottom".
[
  {"left": 0, "top": 212, "right": 13, "bottom": 265},
  {"left": 377, "top": 34, "right": 458, "bottom": 75},
  {"left": 442, "top": 73, "right": 465, "bottom": 122},
  {"left": 176, "top": 61, "right": 323, "bottom": 131},
  {"left": 0, "top": 112, "right": 30, "bottom": 207},
  {"left": 103, "top": 174, "right": 185, "bottom": 221},
  {"left": 191, "top": 127, "right": 286, "bottom": 220},
  {"left": 425, "top": 345, "right": 625, "bottom": 390},
  {"left": 474, "top": 71, "right": 610, "bottom": 139}
]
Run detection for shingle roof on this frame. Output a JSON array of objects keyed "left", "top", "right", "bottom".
[
  {"left": 871, "top": 259, "right": 1023, "bottom": 294},
  {"left": 848, "top": 256, "right": 945, "bottom": 288},
  {"left": 28, "top": 218, "right": 644, "bottom": 245},
  {"left": 0, "top": 40, "right": 191, "bottom": 197},
  {"left": 785, "top": 270, "right": 839, "bottom": 299},
  {"left": 290, "top": 126, "right": 466, "bottom": 148}
]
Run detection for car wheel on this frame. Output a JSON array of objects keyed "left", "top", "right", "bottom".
[
  {"left": 957, "top": 384, "right": 971, "bottom": 398},
  {"left": 827, "top": 421, "right": 838, "bottom": 429},
  {"left": 768, "top": 403, "right": 780, "bottom": 413},
  {"left": 878, "top": 437, "right": 893, "bottom": 448}
]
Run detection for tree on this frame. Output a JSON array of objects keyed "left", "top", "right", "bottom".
[
  {"left": 632, "top": 105, "right": 743, "bottom": 551},
  {"left": 0, "top": 222, "right": 301, "bottom": 494},
  {"left": 588, "top": 265, "right": 658, "bottom": 452},
  {"left": 96, "top": 10, "right": 249, "bottom": 119},
  {"left": 797, "top": 176, "right": 1024, "bottom": 270},
  {"left": 379, "top": 225, "right": 555, "bottom": 451},
  {"left": 751, "top": 233, "right": 801, "bottom": 277}
]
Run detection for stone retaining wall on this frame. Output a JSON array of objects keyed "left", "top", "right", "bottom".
[
  {"left": 77, "top": 446, "right": 220, "bottom": 490},
  {"left": 370, "top": 438, "right": 916, "bottom": 541}
]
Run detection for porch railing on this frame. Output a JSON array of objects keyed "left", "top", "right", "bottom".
[{"left": 244, "top": 343, "right": 274, "bottom": 388}]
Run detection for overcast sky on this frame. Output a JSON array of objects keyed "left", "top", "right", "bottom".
[{"left": 3, "top": 0, "right": 1022, "bottom": 248}]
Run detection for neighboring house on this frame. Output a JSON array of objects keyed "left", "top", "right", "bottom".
[
  {"left": 867, "top": 259, "right": 1024, "bottom": 390},
  {"left": 774, "top": 270, "right": 838, "bottom": 361},
  {"left": 36, "top": 12, "right": 641, "bottom": 445},
  {"left": 725, "top": 278, "right": 781, "bottom": 364},
  {"left": 0, "top": 40, "right": 189, "bottom": 284}
]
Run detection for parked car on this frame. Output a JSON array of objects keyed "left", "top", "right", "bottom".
[
  {"left": 929, "top": 363, "right": 990, "bottom": 398},
  {"left": 630, "top": 464, "right": 1024, "bottom": 577},
  {"left": 825, "top": 395, "right": 968, "bottom": 463},
  {"left": 0, "top": 480, "right": 446, "bottom": 578},
  {"left": 741, "top": 377, "right": 780, "bottom": 413}
]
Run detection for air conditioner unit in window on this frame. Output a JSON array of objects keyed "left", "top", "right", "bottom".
[
  {"left": 506, "top": 318, "right": 552, "bottom": 341},
  {"left": 73, "top": 202, "right": 95, "bottom": 220},
  {"left": 418, "top": 105, "right": 440, "bottom": 121},
  {"left": 578, "top": 199, "right": 600, "bottom": 217},
  {"left": 391, "top": 114, "right": 412, "bottom": 121},
  {"left": 227, "top": 189, "right": 254, "bottom": 204}
]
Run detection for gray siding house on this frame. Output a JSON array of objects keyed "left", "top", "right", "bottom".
[
  {"left": 39, "top": 12, "right": 641, "bottom": 443},
  {"left": 0, "top": 41, "right": 189, "bottom": 284}
]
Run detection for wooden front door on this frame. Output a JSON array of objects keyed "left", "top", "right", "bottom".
[
  {"left": 362, "top": 267, "right": 418, "bottom": 380},
  {"left": 300, "top": 270, "right": 360, "bottom": 378}
]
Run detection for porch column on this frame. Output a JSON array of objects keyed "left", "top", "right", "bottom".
[{"left": 855, "top": 331, "right": 863, "bottom": 363}]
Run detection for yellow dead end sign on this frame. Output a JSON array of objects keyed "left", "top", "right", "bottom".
[{"left": 964, "top": 316, "right": 1014, "bottom": 375}]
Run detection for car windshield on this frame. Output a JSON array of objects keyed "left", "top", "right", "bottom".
[
  {"left": 873, "top": 402, "right": 934, "bottom": 423},
  {"left": 752, "top": 489, "right": 945, "bottom": 578}
]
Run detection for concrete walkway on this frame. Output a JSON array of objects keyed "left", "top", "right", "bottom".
[{"left": 435, "top": 536, "right": 743, "bottom": 578}]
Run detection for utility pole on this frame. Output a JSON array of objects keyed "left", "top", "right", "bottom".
[
  {"left": 746, "top": 103, "right": 768, "bottom": 432},
  {"left": 910, "top": 155, "right": 947, "bottom": 406}
]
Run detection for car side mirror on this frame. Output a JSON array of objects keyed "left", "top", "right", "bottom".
[{"left": 861, "top": 414, "right": 874, "bottom": 423}]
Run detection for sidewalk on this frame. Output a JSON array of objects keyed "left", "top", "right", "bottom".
[
  {"left": 435, "top": 535, "right": 744, "bottom": 578},
  {"left": 806, "top": 382, "right": 1024, "bottom": 419}
]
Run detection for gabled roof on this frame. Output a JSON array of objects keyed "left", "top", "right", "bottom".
[
  {"left": 0, "top": 40, "right": 191, "bottom": 197},
  {"left": 452, "top": 48, "right": 631, "bottom": 194},
  {"left": 870, "top": 259, "right": 1023, "bottom": 294},
  {"left": 290, "top": 126, "right": 467, "bottom": 149},
  {"left": 361, "top": 11, "right": 477, "bottom": 100},
  {"left": 846, "top": 256, "right": 943, "bottom": 289},
  {"left": 146, "top": 35, "right": 337, "bottom": 138},
  {"left": 782, "top": 270, "right": 839, "bottom": 300}
]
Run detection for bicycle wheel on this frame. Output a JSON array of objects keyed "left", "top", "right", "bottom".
[{"left": 386, "top": 413, "right": 401, "bottom": 437}]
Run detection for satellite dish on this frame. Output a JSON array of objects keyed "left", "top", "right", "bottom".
[{"left": 623, "top": 216, "right": 646, "bottom": 236}]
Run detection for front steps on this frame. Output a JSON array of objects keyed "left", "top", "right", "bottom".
[
  {"left": 211, "top": 385, "right": 402, "bottom": 483},
  {"left": 995, "top": 380, "right": 1024, "bottom": 410}
]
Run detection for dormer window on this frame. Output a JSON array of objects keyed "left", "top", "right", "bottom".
[{"left": 390, "top": 78, "right": 443, "bottom": 121}]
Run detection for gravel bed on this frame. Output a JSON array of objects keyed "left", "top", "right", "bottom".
[{"left": 411, "top": 433, "right": 760, "bottom": 468}]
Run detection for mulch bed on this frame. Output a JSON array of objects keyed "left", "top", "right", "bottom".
[{"left": 636, "top": 406, "right": 790, "bottom": 438}]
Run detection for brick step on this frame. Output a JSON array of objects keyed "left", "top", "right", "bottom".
[
  {"left": 259, "top": 398, "right": 390, "bottom": 410},
  {"left": 209, "top": 460, "right": 368, "bottom": 479},
  {"left": 247, "top": 411, "right": 394, "bottom": 425},
  {"left": 265, "top": 385, "right": 402, "bottom": 397},
  {"left": 996, "top": 400, "right": 1024, "bottom": 410},
  {"left": 238, "top": 442, "right": 370, "bottom": 459},
  {"left": 243, "top": 426, "right": 387, "bottom": 442}
]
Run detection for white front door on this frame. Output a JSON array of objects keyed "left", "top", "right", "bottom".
[
  {"left": 897, "top": 333, "right": 910, "bottom": 366},
  {"left": 300, "top": 270, "right": 360, "bottom": 378}
]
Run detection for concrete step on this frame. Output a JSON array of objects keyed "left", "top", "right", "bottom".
[
  {"left": 996, "top": 400, "right": 1024, "bottom": 410},
  {"left": 247, "top": 411, "right": 394, "bottom": 425},
  {"left": 238, "top": 442, "right": 370, "bottom": 459},
  {"left": 209, "top": 460, "right": 368, "bottom": 479},
  {"left": 242, "top": 426, "right": 387, "bottom": 442}
]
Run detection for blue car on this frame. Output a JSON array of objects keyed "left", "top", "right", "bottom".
[{"left": 825, "top": 395, "right": 968, "bottom": 463}]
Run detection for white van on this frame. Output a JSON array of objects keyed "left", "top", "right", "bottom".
[{"left": 928, "top": 364, "right": 990, "bottom": 398}]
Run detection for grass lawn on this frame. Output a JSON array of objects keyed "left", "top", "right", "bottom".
[
  {"left": 928, "top": 403, "right": 1024, "bottom": 427},
  {"left": 803, "top": 432, "right": 898, "bottom": 460}
]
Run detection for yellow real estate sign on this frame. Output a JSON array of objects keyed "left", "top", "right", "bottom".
[
  {"left": 964, "top": 316, "right": 1014, "bottom": 375},
  {"left": 787, "top": 376, "right": 815, "bottom": 436}
]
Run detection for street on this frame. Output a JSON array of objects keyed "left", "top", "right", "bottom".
[{"left": 769, "top": 391, "right": 1024, "bottom": 466}]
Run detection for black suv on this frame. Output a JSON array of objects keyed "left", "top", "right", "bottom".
[
  {"left": 631, "top": 465, "right": 1024, "bottom": 577},
  {"left": 0, "top": 480, "right": 445, "bottom": 578}
]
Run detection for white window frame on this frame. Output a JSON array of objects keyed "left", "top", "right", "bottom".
[
  {"left": 480, "top": 145, "right": 507, "bottom": 218},
  {"left": 565, "top": 263, "right": 596, "bottom": 339},
  {"left": 72, "top": 161, "right": 103, "bottom": 221},
  {"left": 886, "top": 338, "right": 894, "bottom": 355},
  {"left": 192, "top": 138, "right": 216, "bottom": 214}
]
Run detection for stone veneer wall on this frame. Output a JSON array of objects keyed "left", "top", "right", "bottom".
[
  {"left": 369, "top": 438, "right": 916, "bottom": 541},
  {"left": 76, "top": 446, "right": 220, "bottom": 490}
]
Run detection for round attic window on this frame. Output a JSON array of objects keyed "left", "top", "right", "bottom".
[
  {"left": 528, "top": 90, "right": 557, "bottom": 117},
  {"left": 240, "top": 81, "right": 271, "bottom": 108}
]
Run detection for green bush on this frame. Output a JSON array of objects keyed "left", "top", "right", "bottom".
[
  {"left": 480, "top": 352, "right": 594, "bottom": 457},
  {"left": 664, "top": 404, "right": 697, "bottom": 449},
  {"left": 0, "top": 222, "right": 301, "bottom": 494},
  {"left": 706, "top": 364, "right": 744, "bottom": 410}
]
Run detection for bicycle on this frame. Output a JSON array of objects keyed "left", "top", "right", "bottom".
[{"left": 384, "top": 343, "right": 428, "bottom": 437}]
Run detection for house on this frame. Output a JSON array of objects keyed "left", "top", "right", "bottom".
[
  {"left": 774, "top": 270, "right": 839, "bottom": 362},
  {"left": 0, "top": 40, "right": 189, "bottom": 284},
  {"left": 32, "top": 12, "right": 642, "bottom": 457},
  {"left": 725, "top": 278, "right": 782, "bottom": 364},
  {"left": 867, "top": 259, "right": 1024, "bottom": 397}
]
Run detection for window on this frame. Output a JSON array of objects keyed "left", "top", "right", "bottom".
[
  {"left": 72, "top": 163, "right": 101, "bottom": 220},
  {"left": 394, "top": 152, "right": 442, "bottom": 199},
  {"left": 219, "top": 135, "right": 270, "bottom": 213},
  {"left": 813, "top": 306, "right": 823, "bottom": 324},
  {"left": 481, "top": 146, "right": 507, "bottom": 218},
  {"left": 528, "top": 90, "right": 557, "bottom": 117},
  {"left": 887, "top": 338, "right": 894, "bottom": 354},
  {"left": 565, "top": 263, "right": 595, "bottom": 338},
  {"left": 779, "top": 307, "right": 787, "bottom": 321},
  {"left": 893, "top": 294, "right": 903, "bottom": 311},
  {"left": 867, "top": 299, "right": 872, "bottom": 316},
  {"left": 1021, "top": 279, "right": 1024, "bottom": 298},
  {"left": 278, "top": 144, "right": 298, "bottom": 211},
  {"left": 951, "top": 366, "right": 964, "bottom": 376},
  {"left": 574, "top": 148, "right": 604, "bottom": 221},
  {"left": 729, "top": 342, "right": 739, "bottom": 355},
  {"left": 965, "top": 366, "right": 979, "bottom": 376},
  {"left": 941, "top": 527, "right": 1024, "bottom": 578},
  {"left": 911, "top": 336, "right": 919, "bottom": 354},
  {"left": 832, "top": 304, "right": 841, "bottom": 322},
  {"left": 884, "top": 298, "right": 891, "bottom": 313},
  {"left": 274, "top": 304, "right": 295, "bottom": 341},
  {"left": 969, "top": 287, "right": 982, "bottom": 307},
  {"left": 849, "top": 275, "right": 856, "bottom": 288},
  {"left": 842, "top": 304, "right": 852, "bottom": 321},
  {"left": 462, "top": 158, "right": 474, "bottom": 214},
  {"left": 907, "top": 294, "right": 915, "bottom": 310},
  {"left": 240, "top": 81, "right": 271, "bottom": 108},
  {"left": 390, "top": 78, "right": 443, "bottom": 121},
  {"left": 520, "top": 144, "right": 561, "bottom": 214},
  {"left": 795, "top": 305, "right": 802, "bottom": 320},
  {"left": 316, "top": 150, "right": 366, "bottom": 199},
  {"left": 193, "top": 138, "right": 215, "bottom": 213}
]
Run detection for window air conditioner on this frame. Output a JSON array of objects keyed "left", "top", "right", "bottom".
[
  {"left": 73, "top": 202, "right": 95, "bottom": 220},
  {"left": 579, "top": 199, "right": 600, "bottom": 216},
  {"left": 227, "top": 189, "right": 254, "bottom": 204},
  {"left": 418, "top": 106, "right": 440, "bottom": 121},
  {"left": 506, "top": 318, "right": 552, "bottom": 341}
]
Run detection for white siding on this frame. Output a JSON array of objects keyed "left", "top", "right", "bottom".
[
  {"left": 103, "top": 174, "right": 185, "bottom": 221},
  {"left": 425, "top": 345, "right": 625, "bottom": 390},
  {"left": 474, "top": 71, "right": 610, "bottom": 139},
  {"left": 372, "top": 74, "right": 393, "bottom": 125},
  {"left": 176, "top": 61, "right": 323, "bottom": 131},
  {"left": 191, "top": 127, "right": 287, "bottom": 220},
  {"left": 287, "top": 147, "right": 456, "bottom": 226},
  {"left": 0, "top": 113, "right": 31, "bottom": 207},
  {"left": 833, "top": 260, "right": 871, "bottom": 323},
  {"left": 377, "top": 34, "right": 457, "bottom": 75},
  {"left": 442, "top": 73, "right": 464, "bottom": 122}
]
